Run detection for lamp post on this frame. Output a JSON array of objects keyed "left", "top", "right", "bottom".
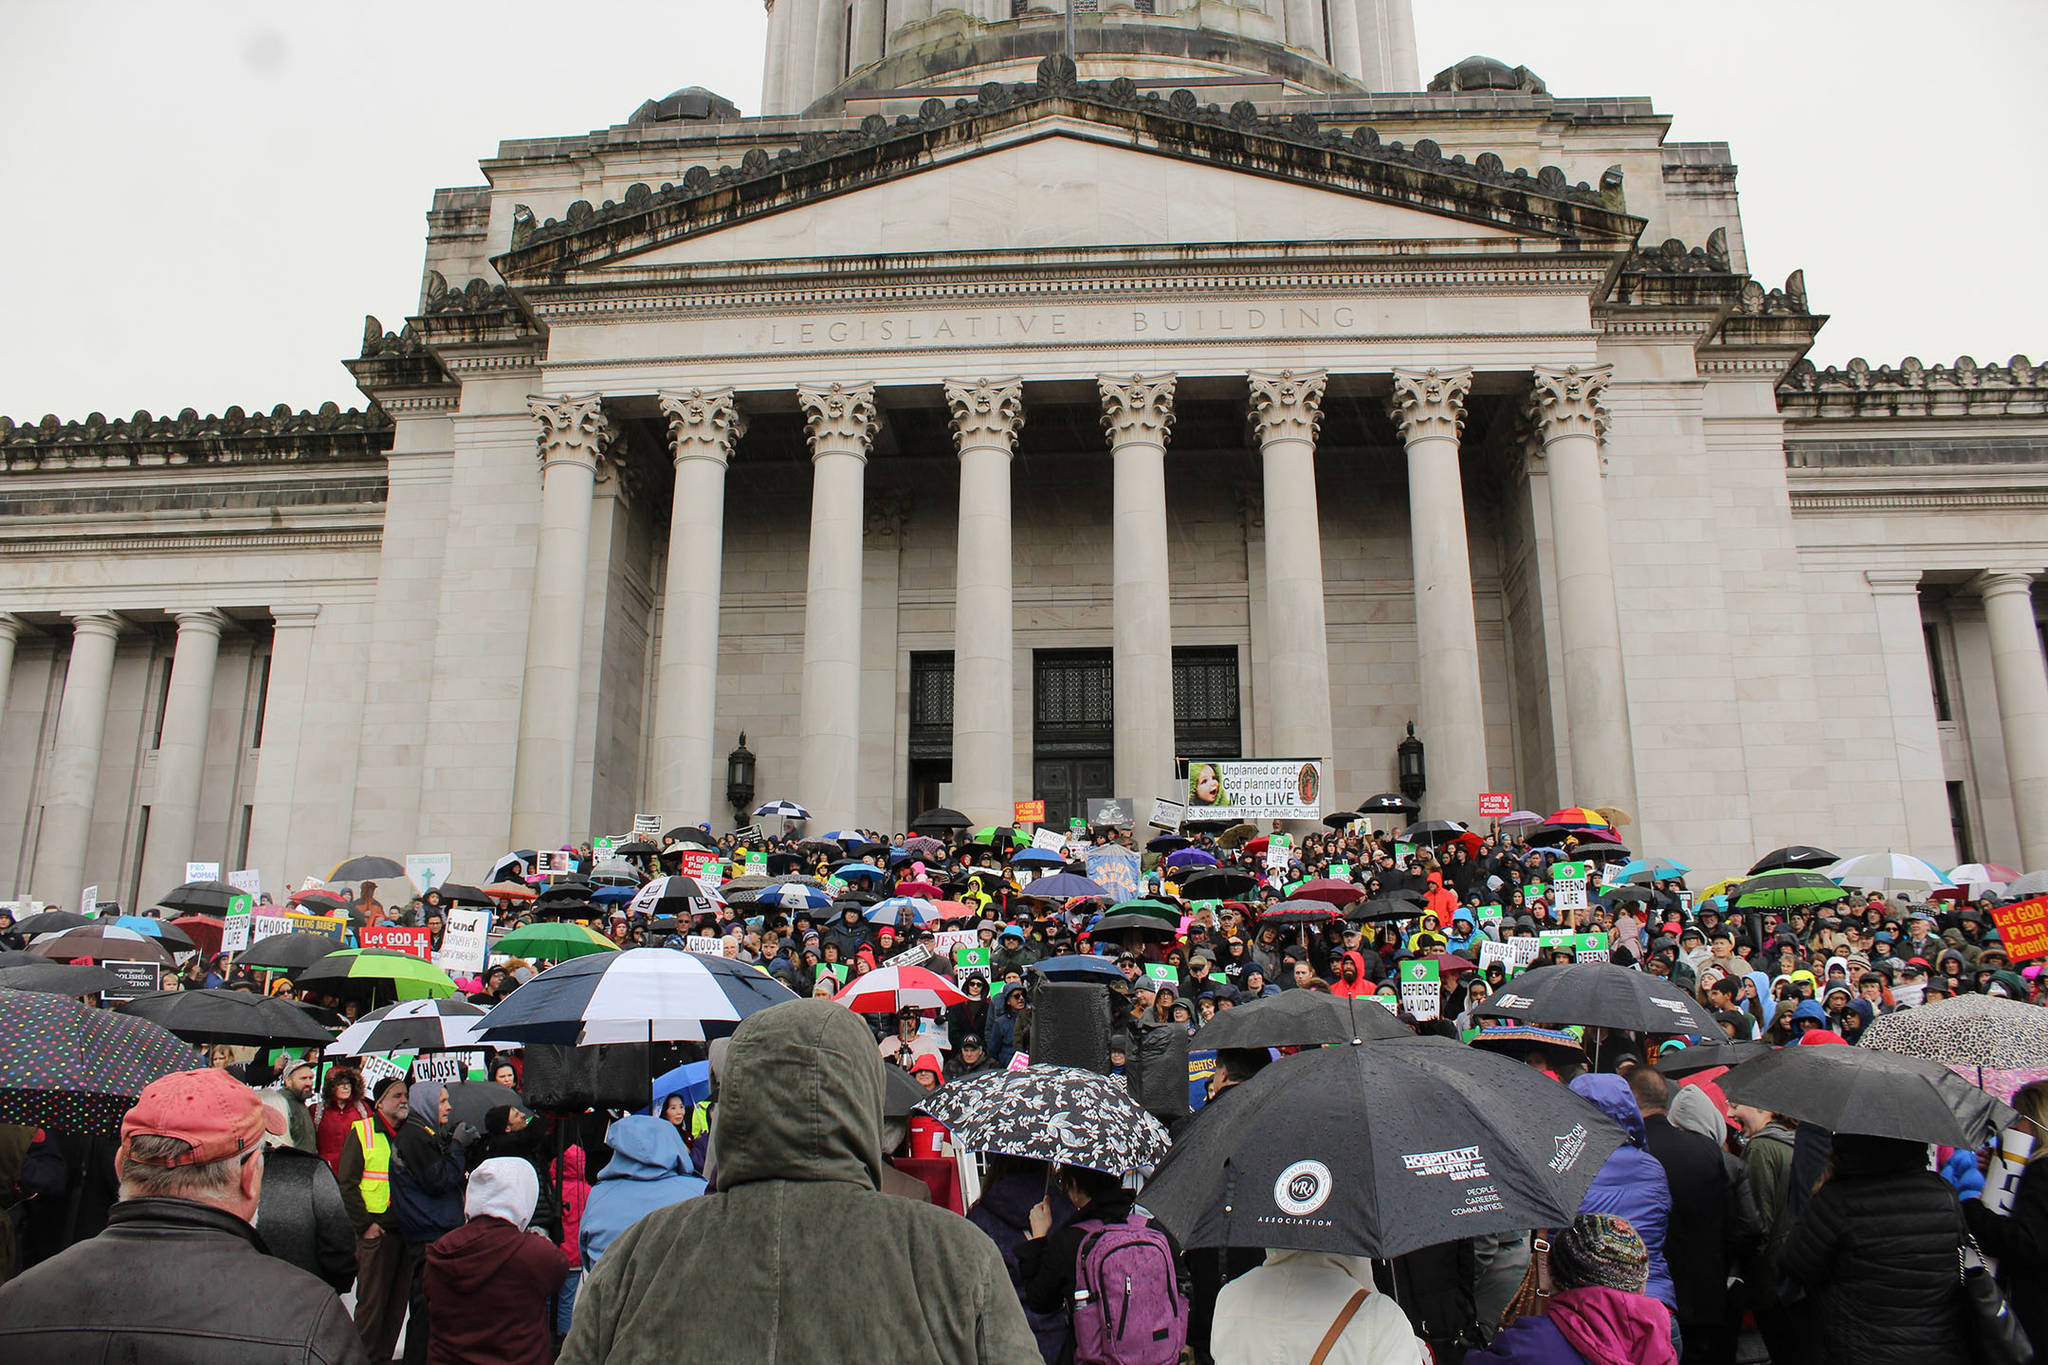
[
  {"left": 1397, "top": 721, "right": 1426, "bottom": 805},
  {"left": 726, "top": 732, "right": 756, "bottom": 827}
]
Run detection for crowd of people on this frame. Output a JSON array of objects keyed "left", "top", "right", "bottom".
[{"left": 0, "top": 811, "right": 2041, "bottom": 1364}]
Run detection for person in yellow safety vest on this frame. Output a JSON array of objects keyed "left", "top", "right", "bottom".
[{"left": 337, "top": 1076, "right": 410, "bottom": 1364}]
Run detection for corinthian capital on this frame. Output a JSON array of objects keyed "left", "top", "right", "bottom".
[
  {"left": 1099, "top": 374, "right": 1176, "bottom": 447},
  {"left": 944, "top": 378, "right": 1025, "bottom": 455},
  {"left": 529, "top": 394, "right": 612, "bottom": 474},
  {"left": 1388, "top": 366, "right": 1472, "bottom": 444},
  {"left": 797, "top": 382, "right": 879, "bottom": 459},
  {"left": 1527, "top": 364, "right": 1612, "bottom": 445},
  {"left": 1248, "top": 369, "right": 1327, "bottom": 445},
  {"left": 658, "top": 387, "right": 747, "bottom": 466}
]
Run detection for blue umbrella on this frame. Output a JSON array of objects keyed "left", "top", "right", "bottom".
[
  {"left": 831, "top": 863, "right": 888, "bottom": 884},
  {"left": 758, "top": 883, "right": 833, "bottom": 912},
  {"left": 865, "top": 897, "right": 941, "bottom": 928},
  {"left": 1020, "top": 873, "right": 1109, "bottom": 899},
  {"left": 1617, "top": 858, "right": 1689, "bottom": 884},
  {"left": 1164, "top": 849, "right": 1218, "bottom": 870},
  {"left": 1031, "top": 953, "right": 1127, "bottom": 983},
  {"left": 590, "top": 885, "right": 637, "bottom": 906},
  {"left": 648, "top": 1060, "right": 713, "bottom": 1112},
  {"left": 1008, "top": 848, "right": 1066, "bottom": 867},
  {"left": 754, "top": 800, "right": 811, "bottom": 821},
  {"left": 820, "top": 830, "right": 862, "bottom": 843}
]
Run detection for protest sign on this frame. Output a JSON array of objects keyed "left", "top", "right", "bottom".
[
  {"left": 410, "top": 1052, "right": 484, "bottom": 1086},
  {"left": 1477, "top": 904, "right": 1503, "bottom": 925},
  {"left": 1006, "top": 1051, "right": 1031, "bottom": 1072},
  {"left": 685, "top": 935, "right": 724, "bottom": 955},
  {"left": 676, "top": 849, "right": 719, "bottom": 883},
  {"left": 633, "top": 813, "right": 662, "bottom": 838},
  {"left": 953, "top": 946, "right": 992, "bottom": 984},
  {"left": 538, "top": 850, "right": 573, "bottom": 877},
  {"left": 1068, "top": 817, "right": 1086, "bottom": 835},
  {"left": 1085, "top": 797, "right": 1135, "bottom": 829},
  {"left": 1392, "top": 842, "right": 1414, "bottom": 864},
  {"left": 1575, "top": 932, "right": 1611, "bottom": 963},
  {"left": 1366, "top": 994, "right": 1402, "bottom": 1011},
  {"left": 820, "top": 961, "right": 850, "bottom": 985},
  {"left": 744, "top": 852, "right": 768, "bottom": 876},
  {"left": 1265, "top": 843, "right": 1290, "bottom": 873},
  {"left": 1149, "top": 797, "right": 1185, "bottom": 832},
  {"left": 884, "top": 943, "right": 933, "bottom": 970},
  {"left": 220, "top": 894, "right": 254, "bottom": 953},
  {"left": 99, "top": 960, "right": 163, "bottom": 1000},
  {"left": 590, "top": 836, "right": 615, "bottom": 855},
  {"left": 1507, "top": 936, "right": 1542, "bottom": 971},
  {"left": 80, "top": 885, "right": 98, "bottom": 919},
  {"left": 405, "top": 854, "right": 453, "bottom": 894},
  {"left": 1477, "top": 939, "right": 1514, "bottom": 978},
  {"left": 1183, "top": 758, "right": 1323, "bottom": 821},
  {"left": 1539, "top": 928, "right": 1577, "bottom": 954},
  {"left": 1478, "top": 792, "right": 1513, "bottom": 818},
  {"left": 228, "top": 868, "right": 262, "bottom": 900},
  {"left": 1187, "top": 1050, "right": 1217, "bottom": 1111},
  {"left": 356, "top": 1054, "right": 407, "bottom": 1089},
  {"left": 933, "top": 930, "right": 978, "bottom": 955},
  {"left": 1014, "top": 800, "right": 1046, "bottom": 824},
  {"left": 1082, "top": 846, "right": 1141, "bottom": 901},
  {"left": 252, "top": 910, "right": 349, "bottom": 944},
  {"left": 1031, "top": 828, "right": 1068, "bottom": 853},
  {"left": 1328, "top": 863, "right": 1350, "bottom": 880},
  {"left": 434, "top": 909, "right": 491, "bottom": 975},
  {"left": 1399, "top": 959, "right": 1441, "bottom": 1021},
  {"left": 1142, "top": 962, "right": 1178, "bottom": 985},
  {"left": 1990, "top": 896, "right": 2048, "bottom": 963},
  {"left": 361, "top": 925, "right": 433, "bottom": 961},
  {"left": 185, "top": 861, "right": 221, "bottom": 885},
  {"left": 1550, "top": 861, "right": 1590, "bottom": 913}
]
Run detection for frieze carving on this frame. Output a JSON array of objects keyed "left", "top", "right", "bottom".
[
  {"left": 658, "top": 387, "right": 747, "bottom": 465},
  {"left": 422, "top": 272, "right": 517, "bottom": 316},
  {"left": 1779, "top": 353, "right": 2046, "bottom": 418},
  {"left": 944, "top": 379, "right": 1025, "bottom": 454},
  {"left": 1527, "top": 365, "right": 1612, "bottom": 445},
  {"left": 1732, "top": 270, "right": 1811, "bottom": 317},
  {"left": 1247, "top": 369, "right": 1327, "bottom": 445},
  {"left": 0, "top": 402, "right": 392, "bottom": 472},
  {"left": 1387, "top": 367, "right": 1472, "bottom": 444},
  {"left": 1099, "top": 375, "right": 1177, "bottom": 447},
  {"left": 797, "top": 382, "right": 880, "bottom": 457},
  {"left": 864, "top": 489, "right": 913, "bottom": 540},
  {"left": 529, "top": 394, "right": 613, "bottom": 477}
]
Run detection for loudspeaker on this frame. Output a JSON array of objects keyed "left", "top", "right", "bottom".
[
  {"left": 1129, "top": 1022, "right": 1191, "bottom": 1122},
  {"left": 519, "top": 1043, "right": 650, "bottom": 1113},
  {"left": 1031, "top": 982, "right": 1114, "bottom": 1074}
]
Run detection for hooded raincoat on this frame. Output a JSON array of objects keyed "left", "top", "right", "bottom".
[
  {"left": 560, "top": 999, "right": 1038, "bottom": 1365},
  {"left": 425, "top": 1159, "right": 570, "bottom": 1365},
  {"left": 1566, "top": 1075, "right": 1676, "bottom": 1312},
  {"left": 578, "top": 1114, "right": 706, "bottom": 1270}
]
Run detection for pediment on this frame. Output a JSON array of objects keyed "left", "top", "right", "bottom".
[{"left": 494, "top": 60, "right": 1644, "bottom": 284}]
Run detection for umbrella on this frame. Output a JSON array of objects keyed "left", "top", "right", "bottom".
[
  {"left": 168, "top": 914, "right": 225, "bottom": 958},
  {"left": 493, "top": 921, "right": 619, "bottom": 962},
  {"left": 1346, "top": 897, "right": 1426, "bottom": 924},
  {"left": 1018, "top": 873, "right": 1108, "bottom": 900},
  {"left": 329, "top": 855, "right": 408, "bottom": 883},
  {"left": 482, "top": 881, "right": 537, "bottom": 902},
  {"left": 1592, "top": 806, "right": 1632, "bottom": 829},
  {"left": 487, "top": 851, "right": 535, "bottom": 883},
  {"left": 901, "top": 835, "right": 945, "bottom": 859},
  {"left": 1616, "top": 858, "right": 1690, "bottom": 884},
  {"left": 0, "top": 951, "right": 39, "bottom": 968},
  {"left": 1857, "top": 993, "right": 2048, "bottom": 1071},
  {"left": 1826, "top": 851, "right": 1953, "bottom": 893},
  {"left": 1144, "top": 835, "right": 1192, "bottom": 853},
  {"left": 835, "top": 965, "right": 969, "bottom": 1012},
  {"left": 1103, "top": 899, "right": 1179, "bottom": 922},
  {"left": 1191, "top": 990, "right": 1409, "bottom": 1049},
  {"left": 1543, "top": 808, "right": 1612, "bottom": 829},
  {"left": 908, "top": 807, "right": 971, "bottom": 831},
  {"left": 917, "top": 1064, "right": 1170, "bottom": 1173},
  {"left": 1217, "top": 823, "right": 1259, "bottom": 849},
  {"left": 1322, "top": 811, "right": 1365, "bottom": 828},
  {"left": 1258, "top": 902, "right": 1339, "bottom": 927},
  {"left": 240, "top": 932, "right": 348, "bottom": 973},
  {"left": 474, "top": 947, "right": 799, "bottom": 1045},
  {"left": 587, "top": 857, "right": 643, "bottom": 886},
  {"left": 651, "top": 1060, "right": 714, "bottom": 1112},
  {"left": 537, "top": 878, "right": 597, "bottom": 904},
  {"left": 444, "top": 1080, "right": 526, "bottom": 1132},
  {"left": 156, "top": 880, "right": 242, "bottom": 914},
  {"left": 754, "top": 800, "right": 811, "bottom": 820},
  {"left": 1730, "top": 870, "right": 1848, "bottom": 910},
  {"left": 1164, "top": 849, "right": 1219, "bottom": 870},
  {"left": 831, "top": 863, "right": 889, "bottom": 883},
  {"left": 1009, "top": 848, "right": 1068, "bottom": 867},
  {"left": 328, "top": 998, "right": 488, "bottom": 1055},
  {"left": 1357, "top": 794, "right": 1419, "bottom": 815},
  {"left": 297, "top": 948, "right": 457, "bottom": 1003},
  {"left": 627, "top": 875, "right": 725, "bottom": 920},
  {"left": 115, "top": 989, "right": 333, "bottom": 1046},
  {"left": 893, "top": 878, "right": 945, "bottom": 899},
  {"left": 31, "top": 925, "right": 174, "bottom": 965},
  {"left": 1475, "top": 963, "right": 1721, "bottom": 1035},
  {"left": 864, "top": 897, "right": 941, "bottom": 928},
  {"left": 661, "top": 826, "right": 720, "bottom": 850},
  {"left": 881, "top": 1064, "right": 928, "bottom": 1119},
  {"left": 2008, "top": 870, "right": 2048, "bottom": 898},
  {"left": 106, "top": 915, "right": 195, "bottom": 950},
  {"left": 1089, "top": 912, "right": 1182, "bottom": 939},
  {"left": 1746, "top": 846, "right": 1839, "bottom": 875},
  {"left": 1950, "top": 862, "right": 2020, "bottom": 887},
  {"left": 1292, "top": 878, "right": 1366, "bottom": 908},
  {"left": 1398, "top": 820, "right": 1471, "bottom": 847},
  {"left": 0, "top": 987, "right": 204, "bottom": 1134},
  {"left": 0, "top": 962, "right": 124, "bottom": 996},
  {"left": 1596, "top": 886, "right": 1654, "bottom": 906},
  {"left": 757, "top": 882, "right": 834, "bottom": 912},
  {"left": 11, "top": 911, "right": 91, "bottom": 937},
  {"left": 1720, "top": 1046, "right": 2013, "bottom": 1147},
  {"left": 1469, "top": 1026, "right": 1589, "bottom": 1070},
  {"left": 1653, "top": 1039, "right": 1770, "bottom": 1078},
  {"left": 613, "top": 840, "right": 659, "bottom": 858},
  {"left": 289, "top": 887, "right": 352, "bottom": 911},
  {"left": 1178, "top": 868, "right": 1257, "bottom": 899},
  {"left": 1141, "top": 1037, "right": 1623, "bottom": 1259},
  {"left": 1030, "top": 954, "right": 1127, "bottom": 984}
]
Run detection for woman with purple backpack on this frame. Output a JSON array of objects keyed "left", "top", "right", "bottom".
[{"left": 1017, "top": 1164, "right": 1190, "bottom": 1365}]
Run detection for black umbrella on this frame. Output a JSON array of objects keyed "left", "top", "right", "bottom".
[
  {"left": 13, "top": 911, "right": 90, "bottom": 937},
  {"left": 1357, "top": 793, "right": 1419, "bottom": 815},
  {"left": 0, "top": 962, "right": 124, "bottom": 996},
  {"left": 328, "top": 998, "right": 487, "bottom": 1055},
  {"left": 537, "top": 879, "right": 597, "bottom": 904},
  {"left": 1720, "top": 1046, "right": 2013, "bottom": 1147},
  {"left": 1747, "top": 845, "right": 1839, "bottom": 875},
  {"left": 909, "top": 807, "right": 972, "bottom": 831},
  {"left": 613, "top": 839, "right": 659, "bottom": 858},
  {"left": 115, "top": 989, "right": 333, "bottom": 1046},
  {"left": 916, "top": 1064, "right": 1170, "bottom": 1173},
  {"left": 1142, "top": 1037, "right": 1624, "bottom": 1259},
  {"left": 1654, "top": 1039, "right": 1770, "bottom": 1078},
  {"left": 882, "top": 1064, "right": 928, "bottom": 1119},
  {"left": 1191, "top": 990, "right": 1409, "bottom": 1050},
  {"left": 1474, "top": 963, "right": 1721, "bottom": 1035},
  {"left": 443, "top": 1080, "right": 527, "bottom": 1132},
  {"left": 1729, "top": 870, "right": 1847, "bottom": 910},
  {"left": 1597, "top": 885, "right": 1654, "bottom": 906},
  {"left": 1397, "top": 820, "right": 1470, "bottom": 847},
  {"left": 661, "top": 827, "right": 720, "bottom": 851},
  {"left": 0, "top": 987, "right": 203, "bottom": 1134},
  {"left": 1179, "top": 868, "right": 1257, "bottom": 899},
  {"left": 1146, "top": 835, "right": 1192, "bottom": 853},
  {"left": 1088, "top": 912, "right": 1181, "bottom": 938},
  {"left": 0, "top": 950, "right": 43, "bottom": 969},
  {"left": 1345, "top": 897, "right": 1425, "bottom": 924},
  {"left": 1321, "top": 811, "right": 1365, "bottom": 828},
  {"left": 156, "top": 880, "right": 242, "bottom": 914},
  {"left": 434, "top": 882, "right": 498, "bottom": 909},
  {"left": 329, "top": 855, "right": 408, "bottom": 882},
  {"left": 1258, "top": 903, "right": 1339, "bottom": 928},
  {"left": 240, "top": 932, "right": 348, "bottom": 973}
]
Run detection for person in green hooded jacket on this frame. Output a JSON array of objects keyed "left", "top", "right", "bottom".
[{"left": 560, "top": 998, "right": 1037, "bottom": 1365}]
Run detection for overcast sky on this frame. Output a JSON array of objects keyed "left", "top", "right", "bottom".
[{"left": 2, "top": 1, "right": 2040, "bottom": 418}]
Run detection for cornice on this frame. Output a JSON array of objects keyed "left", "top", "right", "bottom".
[
  {"left": 0, "top": 527, "right": 383, "bottom": 557},
  {"left": 1778, "top": 355, "right": 2048, "bottom": 419},
  {"left": 0, "top": 404, "right": 392, "bottom": 473},
  {"left": 1789, "top": 486, "right": 2048, "bottom": 515}
]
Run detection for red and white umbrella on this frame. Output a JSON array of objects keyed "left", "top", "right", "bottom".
[{"left": 834, "top": 965, "right": 969, "bottom": 1013}]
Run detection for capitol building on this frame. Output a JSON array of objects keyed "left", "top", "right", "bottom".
[{"left": 2, "top": 0, "right": 2044, "bottom": 907}]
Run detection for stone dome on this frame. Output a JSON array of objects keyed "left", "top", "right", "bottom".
[
  {"left": 1428, "top": 55, "right": 1546, "bottom": 94},
  {"left": 628, "top": 87, "right": 740, "bottom": 124}
]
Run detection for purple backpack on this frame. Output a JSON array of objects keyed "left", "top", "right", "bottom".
[{"left": 1070, "top": 1212, "right": 1187, "bottom": 1365}]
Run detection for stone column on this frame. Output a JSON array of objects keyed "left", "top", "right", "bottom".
[
  {"left": 811, "top": 0, "right": 845, "bottom": 106},
  {"left": 1281, "top": 0, "right": 1326, "bottom": 58},
  {"left": 1973, "top": 569, "right": 2048, "bottom": 871},
  {"left": 1390, "top": 367, "right": 1488, "bottom": 818},
  {"left": 1248, "top": 370, "right": 1333, "bottom": 766},
  {"left": 850, "top": 0, "right": 886, "bottom": 69},
  {"left": 31, "top": 611, "right": 122, "bottom": 899},
  {"left": 946, "top": 379, "right": 1024, "bottom": 828},
  {"left": 1866, "top": 570, "right": 1956, "bottom": 864},
  {"left": 1100, "top": 375, "right": 1178, "bottom": 805},
  {"left": 1528, "top": 364, "right": 1639, "bottom": 815},
  {"left": 139, "top": 609, "right": 227, "bottom": 900},
  {"left": 798, "top": 383, "right": 879, "bottom": 831},
  {"left": 653, "top": 388, "right": 745, "bottom": 826},
  {"left": 1324, "top": 0, "right": 1363, "bottom": 86},
  {"left": 0, "top": 612, "right": 22, "bottom": 727},
  {"left": 510, "top": 395, "right": 612, "bottom": 848},
  {"left": 762, "top": 0, "right": 788, "bottom": 115},
  {"left": 245, "top": 605, "right": 320, "bottom": 896}
]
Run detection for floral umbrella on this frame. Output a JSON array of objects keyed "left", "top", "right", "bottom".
[{"left": 917, "top": 1064, "right": 1170, "bottom": 1173}]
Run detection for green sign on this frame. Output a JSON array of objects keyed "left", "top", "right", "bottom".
[
  {"left": 955, "top": 946, "right": 991, "bottom": 969},
  {"left": 1550, "top": 860, "right": 1589, "bottom": 883},
  {"left": 1328, "top": 863, "right": 1351, "bottom": 880},
  {"left": 1401, "top": 959, "right": 1441, "bottom": 985},
  {"left": 1143, "top": 962, "right": 1178, "bottom": 984},
  {"left": 1576, "top": 932, "right": 1610, "bottom": 959},
  {"left": 1271, "top": 833, "right": 1292, "bottom": 849},
  {"left": 1539, "top": 929, "right": 1577, "bottom": 951},
  {"left": 1393, "top": 842, "right": 1415, "bottom": 862},
  {"left": 1069, "top": 817, "right": 1087, "bottom": 834},
  {"left": 592, "top": 836, "right": 615, "bottom": 854},
  {"left": 825, "top": 876, "right": 848, "bottom": 896},
  {"left": 1477, "top": 903, "right": 1503, "bottom": 923},
  {"left": 744, "top": 852, "right": 768, "bottom": 875}
]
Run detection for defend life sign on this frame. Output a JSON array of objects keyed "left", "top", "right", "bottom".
[
  {"left": 1991, "top": 896, "right": 2048, "bottom": 963},
  {"left": 1183, "top": 759, "right": 1324, "bottom": 822}
]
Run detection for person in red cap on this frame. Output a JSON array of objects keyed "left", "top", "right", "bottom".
[{"left": 0, "top": 1067, "right": 368, "bottom": 1364}]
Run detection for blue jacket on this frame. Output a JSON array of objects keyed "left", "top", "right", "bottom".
[
  {"left": 579, "top": 1115, "right": 706, "bottom": 1270},
  {"left": 985, "top": 984, "right": 1028, "bottom": 1065},
  {"left": 1568, "top": 1074, "right": 1677, "bottom": 1312}
]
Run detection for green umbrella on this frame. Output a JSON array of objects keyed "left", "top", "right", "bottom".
[
  {"left": 297, "top": 947, "right": 455, "bottom": 1003},
  {"left": 1730, "top": 869, "right": 1848, "bottom": 909},
  {"left": 492, "top": 921, "right": 618, "bottom": 962},
  {"left": 1104, "top": 898, "right": 1180, "bottom": 922}
]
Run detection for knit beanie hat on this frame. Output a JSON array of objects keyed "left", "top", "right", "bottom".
[{"left": 1551, "top": 1213, "right": 1649, "bottom": 1293}]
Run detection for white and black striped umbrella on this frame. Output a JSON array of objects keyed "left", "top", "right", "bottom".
[
  {"left": 754, "top": 800, "right": 810, "bottom": 820},
  {"left": 327, "top": 997, "right": 486, "bottom": 1055},
  {"left": 626, "top": 875, "right": 725, "bottom": 919},
  {"left": 474, "top": 947, "right": 799, "bottom": 1046}
]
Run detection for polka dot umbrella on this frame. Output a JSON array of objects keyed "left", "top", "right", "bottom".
[{"left": 0, "top": 986, "right": 203, "bottom": 1135}]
